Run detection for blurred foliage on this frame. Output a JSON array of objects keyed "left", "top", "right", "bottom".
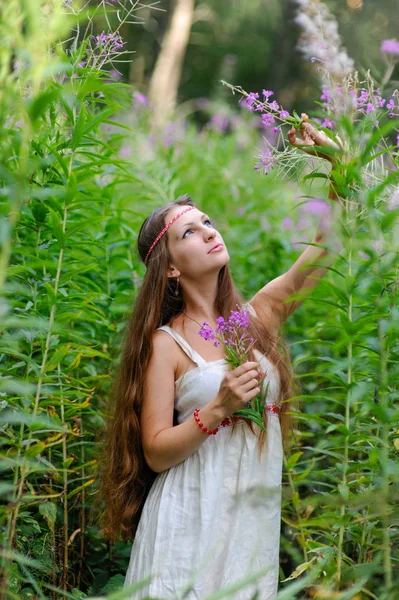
[{"left": 107, "top": 0, "right": 399, "bottom": 114}]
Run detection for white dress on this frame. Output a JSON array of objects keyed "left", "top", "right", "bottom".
[{"left": 124, "top": 304, "right": 283, "bottom": 599}]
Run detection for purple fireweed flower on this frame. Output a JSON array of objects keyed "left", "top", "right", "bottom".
[
  {"left": 321, "top": 83, "right": 399, "bottom": 121},
  {"left": 208, "top": 114, "right": 230, "bottom": 133},
  {"left": 376, "top": 96, "right": 386, "bottom": 108},
  {"left": 296, "top": 217, "right": 312, "bottom": 231},
  {"left": 254, "top": 148, "right": 277, "bottom": 175},
  {"left": 282, "top": 217, "right": 295, "bottom": 230},
  {"left": 269, "top": 100, "right": 280, "bottom": 111},
  {"left": 229, "top": 309, "right": 250, "bottom": 329},
  {"left": 92, "top": 31, "right": 124, "bottom": 55},
  {"left": 262, "top": 89, "right": 274, "bottom": 98},
  {"left": 303, "top": 198, "right": 331, "bottom": 216},
  {"left": 271, "top": 127, "right": 280, "bottom": 134},
  {"left": 380, "top": 39, "right": 399, "bottom": 56},
  {"left": 321, "top": 117, "right": 335, "bottom": 129},
  {"left": 161, "top": 121, "right": 186, "bottom": 147},
  {"left": 279, "top": 110, "right": 290, "bottom": 119},
  {"left": 261, "top": 113, "right": 275, "bottom": 129},
  {"left": 320, "top": 88, "right": 333, "bottom": 107},
  {"left": 215, "top": 316, "right": 227, "bottom": 333},
  {"left": 239, "top": 92, "right": 260, "bottom": 112},
  {"left": 199, "top": 307, "right": 253, "bottom": 359},
  {"left": 196, "top": 307, "right": 270, "bottom": 429},
  {"left": 133, "top": 91, "right": 149, "bottom": 106},
  {"left": 109, "top": 68, "right": 122, "bottom": 80},
  {"left": 119, "top": 145, "right": 131, "bottom": 157},
  {"left": 199, "top": 322, "right": 215, "bottom": 341}
]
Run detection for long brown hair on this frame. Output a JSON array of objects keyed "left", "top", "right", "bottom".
[{"left": 97, "top": 194, "right": 300, "bottom": 542}]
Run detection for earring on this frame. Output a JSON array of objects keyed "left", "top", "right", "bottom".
[{"left": 175, "top": 276, "right": 180, "bottom": 296}]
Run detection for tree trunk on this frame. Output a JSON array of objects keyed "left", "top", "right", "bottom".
[{"left": 148, "top": 0, "right": 195, "bottom": 129}]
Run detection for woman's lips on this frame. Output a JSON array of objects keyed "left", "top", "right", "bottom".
[{"left": 208, "top": 244, "right": 223, "bottom": 253}]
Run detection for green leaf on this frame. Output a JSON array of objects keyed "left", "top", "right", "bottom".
[
  {"left": 39, "top": 502, "right": 57, "bottom": 527},
  {"left": 361, "top": 118, "right": 399, "bottom": 162},
  {"left": 302, "top": 172, "right": 329, "bottom": 182},
  {"left": 285, "top": 451, "right": 303, "bottom": 470},
  {"left": 31, "top": 200, "right": 48, "bottom": 225},
  {"left": 25, "top": 441, "right": 46, "bottom": 459},
  {"left": 381, "top": 209, "right": 399, "bottom": 231},
  {"left": 66, "top": 478, "right": 95, "bottom": 499},
  {"left": 281, "top": 557, "right": 317, "bottom": 582},
  {"left": 28, "top": 88, "right": 59, "bottom": 123},
  {"left": 48, "top": 206, "right": 65, "bottom": 249},
  {"left": 71, "top": 103, "right": 87, "bottom": 150}
]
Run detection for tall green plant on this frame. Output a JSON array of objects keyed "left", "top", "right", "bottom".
[{"left": 0, "top": 1, "right": 144, "bottom": 597}]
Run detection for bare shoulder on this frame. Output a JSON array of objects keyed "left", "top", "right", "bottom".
[{"left": 151, "top": 328, "right": 180, "bottom": 370}]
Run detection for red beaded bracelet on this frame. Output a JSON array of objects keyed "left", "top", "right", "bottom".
[{"left": 193, "top": 408, "right": 219, "bottom": 435}]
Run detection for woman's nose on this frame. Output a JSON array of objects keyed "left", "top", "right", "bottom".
[{"left": 205, "top": 228, "right": 216, "bottom": 239}]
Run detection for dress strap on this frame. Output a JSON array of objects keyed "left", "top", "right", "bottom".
[
  {"left": 245, "top": 302, "right": 258, "bottom": 318},
  {"left": 156, "top": 326, "right": 207, "bottom": 367}
]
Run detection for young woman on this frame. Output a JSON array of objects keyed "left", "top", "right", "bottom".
[{"left": 99, "top": 116, "right": 343, "bottom": 599}]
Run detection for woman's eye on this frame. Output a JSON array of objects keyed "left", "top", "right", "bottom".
[{"left": 183, "top": 219, "right": 213, "bottom": 238}]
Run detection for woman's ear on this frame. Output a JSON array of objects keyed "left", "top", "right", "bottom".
[{"left": 167, "top": 265, "right": 180, "bottom": 278}]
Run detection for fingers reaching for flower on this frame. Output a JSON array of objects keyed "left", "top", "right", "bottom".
[{"left": 288, "top": 113, "right": 343, "bottom": 163}]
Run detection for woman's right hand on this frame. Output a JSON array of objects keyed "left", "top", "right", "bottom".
[{"left": 214, "top": 361, "right": 261, "bottom": 418}]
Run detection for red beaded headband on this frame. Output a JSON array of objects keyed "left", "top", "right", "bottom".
[{"left": 144, "top": 205, "right": 196, "bottom": 265}]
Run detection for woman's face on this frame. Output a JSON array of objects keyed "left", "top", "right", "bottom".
[{"left": 166, "top": 206, "right": 229, "bottom": 277}]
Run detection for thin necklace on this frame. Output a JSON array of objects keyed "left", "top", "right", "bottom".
[{"left": 182, "top": 311, "right": 205, "bottom": 328}]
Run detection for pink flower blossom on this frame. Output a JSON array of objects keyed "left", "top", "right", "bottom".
[
  {"left": 254, "top": 148, "right": 277, "bottom": 175},
  {"left": 261, "top": 113, "right": 275, "bottom": 129},
  {"left": 380, "top": 39, "right": 399, "bottom": 56},
  {"left": 282, "top": 217, "right": 295, "bottom": 229},
  {"left": 302, "top": 198, "right": 331, "bottom": 216},
  {"left": 133, "top": 92, "right": 149, "bottom": 106}
]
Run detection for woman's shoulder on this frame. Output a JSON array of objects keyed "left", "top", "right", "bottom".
[{"left": 152, "top": 326, "right": 178, "bottom": 352}]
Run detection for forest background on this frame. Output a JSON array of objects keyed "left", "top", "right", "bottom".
[{"left": 0, "top": 0, "right": 398, "bottom": 599}]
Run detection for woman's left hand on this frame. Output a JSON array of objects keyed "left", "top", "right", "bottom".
[{"left": 287, "top": 113, "right": 344, "bottom": 164}]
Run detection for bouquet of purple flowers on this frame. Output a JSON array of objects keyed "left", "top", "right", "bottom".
[{"left": 199, "top": 306, "right": 269, "bottom": 432}]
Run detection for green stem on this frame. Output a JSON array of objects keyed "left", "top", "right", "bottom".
[
  {"left": 284, "top": 455, "right": 309, "bottom": 562},
  {"left": 375, "top": 277, "right": 393, "bottom": 591},
  {"left": 59, "top": 363, "right": 69, "bottom": 593},
  {"left": 5, "top": 153, "right": 72, "bottom": 562},
  {"left": 336, "top": 231, "right": 353, "bottom": 585}
]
